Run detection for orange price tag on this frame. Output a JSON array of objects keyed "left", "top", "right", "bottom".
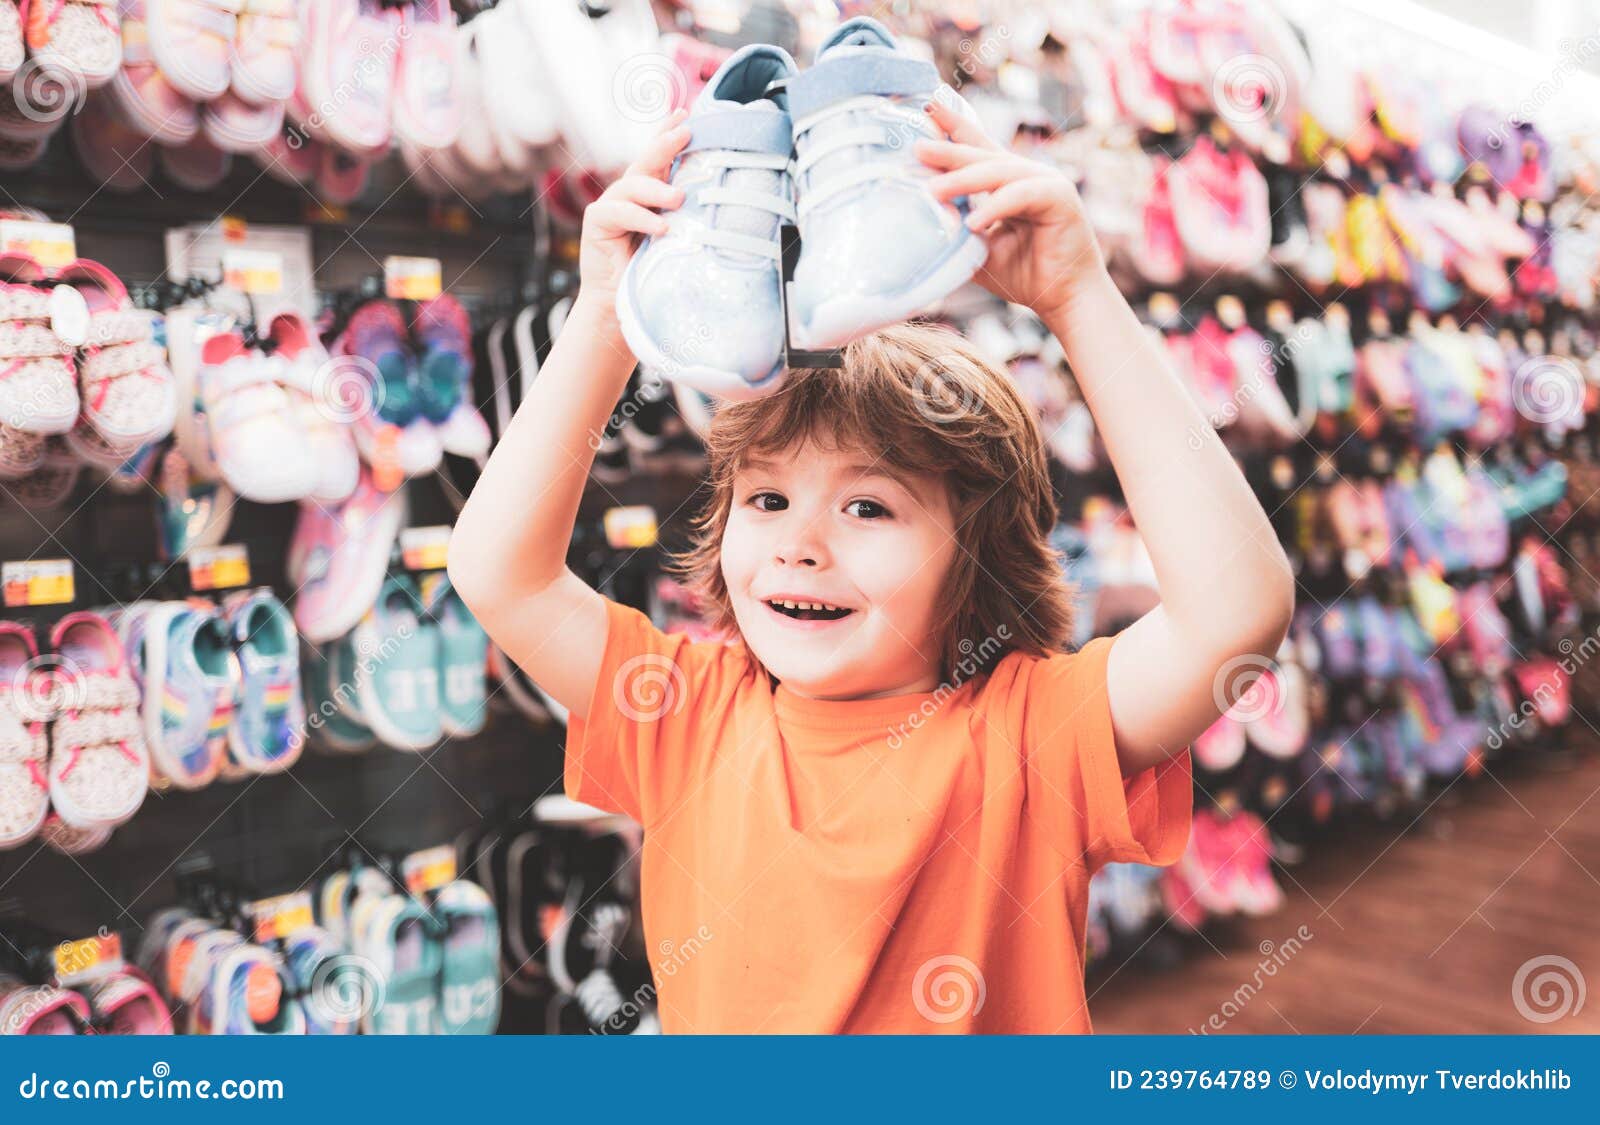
[
  {"left": 189, "top": 544, "right": 250, "bottom": 591},
  {"left": 222, "top": 248, "right": 283, "bottom": 295},
  {"left": 603, "top": 505, "right": 658, "bottom": 549},
  {"left": 371, "top": 425, "right": 403, "bottom": 492},
  {"left": 0, "top": 219, "right": 75, "bottom": 270},
  {"left": 399, "top": 525, "right": 451, "bottom": 571},
  {"left": 402, "top": 845, "right": 456, "bottom": 896},
  {"left": 383, "top": 256, "right": 442, "bottom": 301},
  {"left": 220, "top": 215, "right": 248, "bottom": 244},
  {"left": 2, "top": 559, "right": 74, "bottom": 607},
  {"left": 248, "top": 891, "right": 314, "bottom": 943}
]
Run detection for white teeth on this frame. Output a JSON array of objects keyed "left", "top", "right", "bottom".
[{"left": 771, "top": 599, "right": 844, "bottom": 612}]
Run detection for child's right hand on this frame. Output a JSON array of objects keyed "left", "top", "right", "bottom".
[{"left": 577, "top": 109, "right": 691, "bottom": 322}]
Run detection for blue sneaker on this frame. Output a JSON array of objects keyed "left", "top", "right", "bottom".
[
  {"left": 616, "top": 43, "right": 798, "bottom": 400},
  {"left": 788, "top": 17, "right": 988, "bottom": 347},
  {"left": 222, "top": 589, "right": 305, "bottom": 774},
  {"left": 137, "top": 601, "right": 234, "bottom": 790}
]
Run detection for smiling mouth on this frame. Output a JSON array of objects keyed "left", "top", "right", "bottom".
[{"left": 765, "top": 599, "right": 854, "bottom": 622}]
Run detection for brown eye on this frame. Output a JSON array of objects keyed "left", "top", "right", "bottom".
[{"left": 750, "top": 492, "right": 787, "bottom": 512}]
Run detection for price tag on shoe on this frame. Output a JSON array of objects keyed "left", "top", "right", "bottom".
[
  {"left": 53, "top": 931, "right": 123, "bottom": 988},
  {"left": 222, "top": 248, "right": 284, "bottom": 295},
  {"left": 604, "top": 505, "right": 659, "bottom": 549},
  {"left": 383, "top": 255, "right": 442, "bottom": 301},
  {"left": 247, "top": 890, "right": 315, "bottom": 944},
  {"left": 189, "top": 544, "right": 250, "bottom": 591},
  {"left": 0, "top": 219, "right": 76, "bottom": 270},
  {"left": 399, "top": 525, "right": 451, "bottom": 571},
  {"left": 2, "top": 559, "right": 74, "bottom": 607},
  {"left": 402, "top": 845, "right": 456, "bottom": 896}
]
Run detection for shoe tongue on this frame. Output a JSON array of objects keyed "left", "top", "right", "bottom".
[{"left": 816, "top": 16, "right": 895, "bottom": 58}]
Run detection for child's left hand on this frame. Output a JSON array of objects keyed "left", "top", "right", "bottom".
[{"left": 916, "top": 97, "right": 1106, "bottom": 322}]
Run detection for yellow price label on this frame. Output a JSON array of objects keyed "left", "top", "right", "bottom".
[
  {"left": 402, "top": 845, "right": 456, "bottom": 896},
  {"left": 399, "top": 525, "right": 451, "bottom": 571},
  {"left": 222, "top": 248, "right": 284, "bottom": 295},
  {"left": 384, "top": 256, "right": 442, "bottom": 301},
  {"left": 248, "top": 891, "right": 315, "bottom": 943},
  {"left": 0, "top": 219, "right": 76, "bottom": 270},
  {"left": 189, "top": 544, "right": 250, "bottom": 591},
  {"left": 2, "top": 559, "right": 74, "bottom": 608},
  {"left": 53, "top": 932, "right": 123, "bottom": 987},
  {"left": 604, "top": 505, "right": 659, "bottom": 550}
]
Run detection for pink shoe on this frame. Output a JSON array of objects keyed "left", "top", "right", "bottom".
[
  {"left": 201, "top": 87, "right": 283, "bottom": 152},
  {"left": 317, "top": 145, "right": 369, "bottom": 205},
  {"left": 0, "top": 620, "right": 49, "bottom": 851},
  {"left": 0, "top": 256, "right": 78, "bottom": 435},
  {"left": 1, "top": 0, "right": 26, "bottom": 82},
  {"left": 269, "top": 310, "right": 360, "bottom": 504},
  {"left": 83, "top": 967, "right": 173, "bottom": 1034},
  {"left": 253, "top": 124, "right": 316, "bottom": 186},
  {"left": 230, "top": 0, "right": 297, "bottom": 104},
  {"left": 392, "top": 0, "right": 460, "bottom": 151},
  {"left": 70, "top": 91, "right": 156, "bottom": 192},
  {"left": 0, "top": 975, "right": 91, "bottom": 1033},
  {"left": 1133, "top": 157, "right": 1185, "bottom": 285},
  {"left": 1193, "top": 713, "right": 1245, "bottom": 771},
  {"left": 108, "top": 0, "right": 199, "bottom": 144},
  {"left": 160, "top": 133, "right": 232, "bottom": 190},
  {"left": 45, "top": 610, "right": 150, "bottom": 831},
  {"left": 302, "top": 0, "right": 396, "bottom": 155},
  {"left": 288, "top": 469, "right": 407, "bottom": 644},
  {"left": 22, "top": 0, "right": 122, "bottom": 89},
  {"left": 144, "top": 0, "right": 235, "bottom": 101},
  {"left": 59, "top": 257, "right": 176, "bottom": 450}
]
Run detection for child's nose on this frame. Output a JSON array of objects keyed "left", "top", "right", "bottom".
[{"left": 775, "top": 526, "right": 827, "bottom": 568}]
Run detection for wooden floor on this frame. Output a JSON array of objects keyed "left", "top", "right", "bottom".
[{"left": 1090, "top": 745, "right": 1600, "bottom": 1034}]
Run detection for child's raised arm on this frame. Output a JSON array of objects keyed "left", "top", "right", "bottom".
[
  {"left": 917, "top": 101, "right": 1295, "bottom": 778},
  {"left": 448, "top": 113, "right": 692, "bottom": 722}
]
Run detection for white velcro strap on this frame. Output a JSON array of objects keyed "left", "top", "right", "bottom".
[{"left": 699, "top": 186, "right": 796, "bottom": 223}]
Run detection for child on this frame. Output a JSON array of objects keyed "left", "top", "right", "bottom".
[{"left": 450, "top": 100, "right": 1295, "bottom": 1033}]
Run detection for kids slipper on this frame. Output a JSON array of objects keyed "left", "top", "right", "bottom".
[
  {"left": 352, "top": 575, "right": 442, "bottom": 752},
  {"left": 82, "top": 966, "right": 173, "bottom": 1034},
  {"left": 107, "top": 0, "right": 200, "bottom": 145},
  {"left": 360, "top": 892, "right": 440, "bottom": 1035},
  {"left": 789, "top": 18, "right": 989, "bottom": 348},
  {"left": 197, "top": 333, "right": 317, "bottom": 502},
  {"left": 60, "top": 258, "right": 177, "bottom": 452},
  {"left": 145, "top": 0, "right": 236, "bottom": 102},
  {"left": 200, "top": 87, "right": 284, "bottom": 153},
  {"left": 287, "top": 469, "right": 406, "bottom": 644},
  {"left": 229, "top": 0, "right": 297, "bottom": 105},
  {"left": 425, "top": 575, "right": 487, "bottom": 738},
  {"left": 0, "top": 620, "right": 49, "bottom": 850},
  {"left": 0, "top": 974, "right": 91, "bottom": 1034},
  {"left": 220, "top": 587, "right": 303, "bottom": 773},
  {"left": 195, "top": 941, "right": 305, "bottom": 1034},
  {"left": 0, "top": 0, "right": 22, "bottom": 82},
  {"left": 23, "top": 0, "right": 122, "bottom": 90},
  {"left": 46, "top": 610, "right": 149, "bottom": 831},
  {"left": 392, "top": 0, "right": 460, "bottom": 151},
  {"left": 135, "top": 600, "right": 230, "bottom": 789},
  {"left": 301, "top": 0, "right": 395, "bottom": 155},
  {"left": 266, "top": 311, "right": 360, "bottom": 504},
  {"left": 282, "top": 925, "right": 358, "bottom": 1034},
  {"left": 616, "top": 42, "right": 797, "bottom": 399},
  {"left": 435, "top": 879, "right": 499, "bottom": 1034},
  {"left": 70, "top": 91, "right": 157, "bottom": 193}
]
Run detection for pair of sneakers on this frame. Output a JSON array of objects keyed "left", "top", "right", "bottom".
[
  {"left": 619, "top": 17, "right": 989, "bottom": 400},
  {"left": 0, "top": 613, "right": 150, "bottom": 852},
  {"left": 138, "top": 907, "right": 304, "bottom": 1035},
  {"left": 115, "top": 588, "right": 303, "bottom": 790},
  {"left": 326, "top": 872, "right": 499, "bottom": 1035},
  {"left": 304, "top": 573, "right": 487, "bottom": 755}
]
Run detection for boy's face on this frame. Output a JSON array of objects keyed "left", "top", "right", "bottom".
[{"left": 720, "top": 439, "right": 958, "bottom": 700}]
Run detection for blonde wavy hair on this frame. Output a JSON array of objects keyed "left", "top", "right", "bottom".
[{"left": 670, "top": 321, "right": 1075, "bottom": 682}]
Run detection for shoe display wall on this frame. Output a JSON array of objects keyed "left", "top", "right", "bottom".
[{"left": 4, "top": 0, "right": 1600, "bottom": 1036}]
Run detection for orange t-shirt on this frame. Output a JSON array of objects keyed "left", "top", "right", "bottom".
[{"left": 565, "top": 597, "right": 1192, "bottom": 1033}]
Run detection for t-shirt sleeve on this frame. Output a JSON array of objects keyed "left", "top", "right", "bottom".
[
  {"left": 1020, "top": 633, "right": 1192, "bottom": 872},
  {"left": 564, "top": 597, "right": 749, "bottom": 825}
]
